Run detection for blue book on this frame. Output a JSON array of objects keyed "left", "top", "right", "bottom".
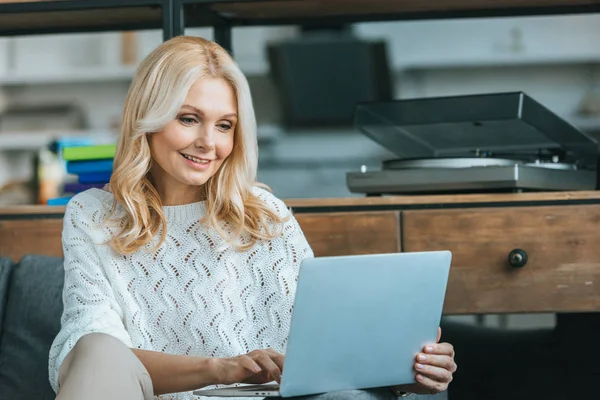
[
  {"left": 78, "top": 171, "right": 112, "bottom": 184},
  {"left": 47, "top": 196, "right": 73, "bottom": 206},
  {"left": 66, "top": 159, "right": 113, "bottom": 174},
  {"left": 56, "top": 137, "right": 95, "bottom": 151},
  {"left": 63, "top": 182, "right": 106, "bottom": 194}
]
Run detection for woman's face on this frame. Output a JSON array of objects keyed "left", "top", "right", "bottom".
[{"left": 149, "top": 77, "right": 237, "bottom": 204}]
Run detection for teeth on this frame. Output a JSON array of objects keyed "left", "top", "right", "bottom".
[{"left": 182, "top": 154, "right": 209, "bottom": 164}]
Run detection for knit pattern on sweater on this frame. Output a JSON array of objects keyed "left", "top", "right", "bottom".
[{"left": 48, "top": 187, "right": 314, "bottom": 399}]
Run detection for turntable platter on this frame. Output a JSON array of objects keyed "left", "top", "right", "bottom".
[
  {"left": 383, "top": 157, "right": 520, "bottom": 170},
  {"left": 525, "top": 161, "right": 578, "bottom": 170}
]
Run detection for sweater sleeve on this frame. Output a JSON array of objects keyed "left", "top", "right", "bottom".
[{"left": 48, "top": 194, "right": 133, "bottom": 393}]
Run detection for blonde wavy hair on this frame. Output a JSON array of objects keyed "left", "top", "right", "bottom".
[{"left": 108, "top": 36, "right": 286, "bottom": 255}]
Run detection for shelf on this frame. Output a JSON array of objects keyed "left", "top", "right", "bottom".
[
  {"left": 2, "top": 55, "right": 600, "bottom": 86},
  {"left": 0, "top": 129, "right": 116, "bottom": 150},
  {"left": 185, "top": 0, "right": 600, "bottom": 27},
  {"left": 0, "top": 0, "right": 165, "bottom": 36},
  {"left": 0, "top": 65, "right": 136, "bottom": 85},
  {"left": 397, "top": 54, "right": 600, "bottom": 71},
  {"left": 2, "top": 1, "right": 600, "bottom": 38},
  {"left": 0, "top": 125, "right": 280, "bottom": 151},
  {"left": 0, "top": 62, "right": 275, "bottom": 85},
  {"left": 2, "top": 54, "right": 599, "bottom": 86}
]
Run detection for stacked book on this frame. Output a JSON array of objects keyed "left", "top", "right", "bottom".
[{"left": 47, "top": 144, "right": 116, "bottom": 205}]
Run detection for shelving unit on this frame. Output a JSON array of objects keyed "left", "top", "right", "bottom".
[
  {"left": 2, "top": 1, "right": 600, "bottom": 48},
  {"left": 0, "top": 1, "right": 599, "bottom": 122},
  {"left": 1, "top": 2, "right": 600, "bottom": 113},
  {"left": 1, "top": 1, "right": 600, "bottom": 174}
]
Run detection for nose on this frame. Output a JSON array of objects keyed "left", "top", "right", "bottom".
[{"left": 194, "top": 125, "right": 215, "bottom": 151}]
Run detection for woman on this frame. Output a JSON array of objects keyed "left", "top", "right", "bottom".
[{"left": 48, "top": 36, "right": 457, "bottom": 400}]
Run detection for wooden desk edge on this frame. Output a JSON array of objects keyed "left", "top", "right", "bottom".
[{"left": 2, "top": 190, "right": 600, "bottom": 218}]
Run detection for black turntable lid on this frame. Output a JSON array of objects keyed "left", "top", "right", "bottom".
[{"left": 354, "top": 92, "right": 599, "bottom": 168}]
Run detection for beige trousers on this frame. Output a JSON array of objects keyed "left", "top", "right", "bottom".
[{"left": 56, "top": 333, "right": 155, "bottom": 400}]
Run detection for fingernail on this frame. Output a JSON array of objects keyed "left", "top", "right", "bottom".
[
  {"left": 417, "top": 354, "right": 427, "bottom": 362},
  {"left": 253, "top": 367, "right": 261, "bottom": 373},
  {"left": 426, "top": 346, "right": 434, "bottom": 352},
  {"left": 416, "top": 363, "right": 423, "bottom": 370},
  {"left": 416, "top": 374, "right": 424, "bottom": 381}
]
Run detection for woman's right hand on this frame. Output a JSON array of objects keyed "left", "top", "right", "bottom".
[{"left": 212, "top": 349, "right": 285, "bottom": 385}]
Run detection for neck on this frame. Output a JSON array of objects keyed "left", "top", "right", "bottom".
[
  {"left": 159, "top": 188, "right": 203, "bottom": 206},
  {"left": 148, "top": 173, "right": 204, "bottom": 206}
]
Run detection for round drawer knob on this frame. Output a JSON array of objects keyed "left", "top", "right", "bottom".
[{"left": 508, "top": 249, "right": 528, "bottom": 268}]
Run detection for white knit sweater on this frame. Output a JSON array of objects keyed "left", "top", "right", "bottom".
[{"left": 48, "top": 188, "right": 314, "bottom": 399}]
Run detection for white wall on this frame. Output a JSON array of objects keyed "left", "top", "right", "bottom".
[{"left": 354, "top": 14, "right": 600, "bottom": 70}]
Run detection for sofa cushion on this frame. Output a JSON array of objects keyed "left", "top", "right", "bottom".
[
  {"left": 0, "top": 257, "right": 14, "bottom": 338},
  {"left": 0, "top": 255, "right": 64, "bottom": 400}
]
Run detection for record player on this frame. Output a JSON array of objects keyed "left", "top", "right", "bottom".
[{"left": 346, "top": 92, "right": 600, "bottom": 196}]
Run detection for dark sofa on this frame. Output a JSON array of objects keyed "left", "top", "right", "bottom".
[{"left": 0, "top": 255, "right": 64, "bottom": 400}]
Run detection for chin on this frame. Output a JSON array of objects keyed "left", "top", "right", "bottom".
[
  {"left": 184, "top": 173, "right": 214, "bottom": 187},
  {"left": 183, "top": 177, "right": 210, "bottom": 187},
  {"left": 175, "top": 165, "right": 220, "bottom": 187}
]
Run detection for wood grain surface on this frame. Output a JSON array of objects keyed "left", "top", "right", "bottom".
[
  {"left": 210, "top": 0, "right": 600, "bottom": 20},
  {"left": 0, "top": 211, "right": 401, "bottom": 262},
  {"left": 3, "top": 190, "right": 600, "bottom": 218},
  {"left": 295, "top": 211, "right": 401, "bottom": 257},
  {"left": 403, "top": 205, "right": 600, "bottom": 314},
  {"left": 0, "top": 219, "right": 64, "bottom": 261}
]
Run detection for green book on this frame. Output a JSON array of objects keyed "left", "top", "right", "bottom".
[{"left": 62, "top": 144, "right": 116, "bottom": 161}]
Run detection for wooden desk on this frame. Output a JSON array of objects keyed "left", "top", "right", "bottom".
[{"left": 3, "top": 190, "right": 600, "bottom": 316}]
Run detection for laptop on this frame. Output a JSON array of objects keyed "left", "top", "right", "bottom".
[{"left": 193, "top": 250, "right": 452, "bottom": 398}]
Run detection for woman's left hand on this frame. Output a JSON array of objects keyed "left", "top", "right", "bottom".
[{"left": 396, "top": 327, "right": 457, "bottom": 395}]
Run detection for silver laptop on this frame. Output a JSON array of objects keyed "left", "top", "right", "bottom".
[{"left": 193, "top": 250, "right": 452, "bottom": 398}]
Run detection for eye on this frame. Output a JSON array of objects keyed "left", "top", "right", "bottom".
[
  {"left": 217, "top": 122, "right": 233, "bottom": 132},
  {"left": 178, "top": 116, "right": 198, "bottom": 125}
]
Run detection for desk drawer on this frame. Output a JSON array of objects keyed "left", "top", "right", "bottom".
[
  {"left": 402, "top": 205, "right": 600, "bottom": 315},
  {"left": 296, "top": 211, "right": 400, "bottom": 257},
  {"left": 0, "top": 219, "right": 64, "bottom": 262}
]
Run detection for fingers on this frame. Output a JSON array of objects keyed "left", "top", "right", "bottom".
[
  {"left": 423, "top": 342, "right": 455, "bottom": 357},
  {"left": 415, "top": 361, "right": 454, "bottom": 383},
  {"left": 437, "top": 327, "right": 442, "bottom": 343},
  {"left": 250, "top": 350, "right": 282, "bottom": 383},
  {"left": 237, "top": 355, "right": 262, "bottom": 374},
  {"left": 217, "top": 355, "right": 262, "bottom": 385},
  {"left": 416, "top": 353, "right": 457, "bottom": 373},
  {"left": 264, "top": 348, "right": 285, "bottom": 371},
  {"left": 414, "top": 372, "right": 450, "bottom": 394},
  {"left": 413, "top": 349, "right": 456, "bottom": 395}
]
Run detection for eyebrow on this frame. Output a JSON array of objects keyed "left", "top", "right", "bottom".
[{"left": 181, "top": 104, "right": 238, "bottom": 119}]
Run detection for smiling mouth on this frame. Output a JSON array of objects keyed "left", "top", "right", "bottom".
[{"left": 181, "top": 153, "right": 212, "bottom": 165}]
